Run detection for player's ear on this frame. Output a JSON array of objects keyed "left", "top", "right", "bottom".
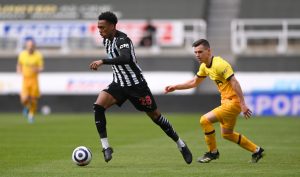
[
  {"left": 207, "top": 48, "right": 212, "bottom": 54},
  {"left": 110, "top": 23, "right": 116, "bottom": 30}
]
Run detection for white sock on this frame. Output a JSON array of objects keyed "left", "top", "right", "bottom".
[
  {"left": 255, "top": 146, "right": 260, "bottom": 153},
  {"left": 28, "top": 113, "right": 34, "bottom": 119},
  {"left": 176, "top": 138, "right": 186, "bottom": 149},
  {"left": 100, "top": 138, "right": 110, "bottom": 149}
]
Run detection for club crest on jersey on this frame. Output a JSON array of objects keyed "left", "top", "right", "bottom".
[
  {"left": 215, "top": 80, "right": 223, "bottom": 86},
  {"left": 120, "top": 43, "right": 129, "bottom": 49}
]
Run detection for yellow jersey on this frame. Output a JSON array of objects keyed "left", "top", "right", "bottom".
[
  {"left": 18, "top": 50, "right": 44, "bottom": 78},
  {"left": 197, "top": 56, "right": 239, "bottom": 102}
]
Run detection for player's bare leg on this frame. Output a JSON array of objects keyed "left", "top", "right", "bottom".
[
  {"left": 147, "top": 109, "right": 193, "bottom": 164},
  {"left": 94, "top": 91, "right": 117, "bottom": 162}
]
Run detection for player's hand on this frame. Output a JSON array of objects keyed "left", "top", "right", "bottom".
[
  {"left": 28, "top": 65, "right": 41, "bottom": 73},
  {"left": 31, "top": 66, "right": 42, "bottom": 73},
  {"left": 241, "top": 104, "right": 252, "bottom": 119},
  {"left": 164, "top": 86, "right": 176, "bottom": 94},
  {"left": 89, "top": 60, "right": 103, "bottom": 71}
]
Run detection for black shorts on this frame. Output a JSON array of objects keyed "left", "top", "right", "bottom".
[{"left": 103, "top": 82, "right": 157, "bottom": 112}]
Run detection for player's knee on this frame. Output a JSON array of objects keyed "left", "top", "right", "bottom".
[
  {"left": 221, "top": 133, "right": 234, "bottom": 141},
  {"left": 21, "top": 96, "right": 29, "bottom": 104},
  {"left": 200, "top": 116, "right": 216, "bottom": 134},
  {"left": 93, "top": 103, "right": 106, "bottom": 112},
  {"left": 147, "top": 109, "right": 161, "bottom": 120},
  {"left": 200, "top": 116, "right": 210, "bottom": 128}
]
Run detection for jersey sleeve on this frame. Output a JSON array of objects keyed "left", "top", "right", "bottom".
[
  {"left": 116, "top": 37, "right": 131, "bottom": 51},
  {"left": 196, "top": 64, "right": 207, "bottom": 77},
  {"left": 218, "top": 60, "right": 234, "bottom": 80},
  {"left": 18, "top": 51, "right": 24, "bottom": 64},
  {"left": 102, "top": 37, "right": 131, "bottom": 65}
]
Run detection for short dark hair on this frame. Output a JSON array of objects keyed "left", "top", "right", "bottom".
[
  {"left": 24, "top": 37, "right": 36, "bottom": 45},
  {"left": 98, "top": 11, "right": 118, "bottom": 25},
  {"left": 192, "top": 39, "right": 210, "bottom": 48}
]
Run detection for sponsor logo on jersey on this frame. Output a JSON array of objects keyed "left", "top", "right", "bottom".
[{"left": 120, "top": 43, "right": 129, "bottom": 49}]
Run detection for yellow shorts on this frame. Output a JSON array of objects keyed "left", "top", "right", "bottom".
[
  {"left": 21, "top": 77, "right": 40, "bottom": 98},
  {"left": 212, "top": 99, "right": 241, "bottom": 130}
]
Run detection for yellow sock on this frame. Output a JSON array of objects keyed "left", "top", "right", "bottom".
[
  {"left": 29, "top": 99, "right": 37, "bottom": 117},
  {"left": 222, "top": 132, "right": 257, "bottom": 153},
  {"left": 200, "top": 116, "right": 217, "bottom": 152}
]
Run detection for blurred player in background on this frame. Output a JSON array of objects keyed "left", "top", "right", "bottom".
[
  {"left": 89, "top": 11, "right": 192, "bottom": 164},
  {"left": 139, "top": 19, "right": 157, "bottom": 47},
  {"left": 16, "top": 38, "right": 44, "bottom": 123},
  {"left": 165, "top": 39, "right": 265, "bottom": 163}
]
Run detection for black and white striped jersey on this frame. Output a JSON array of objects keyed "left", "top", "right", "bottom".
[{"left": 102, "top": 30, "right": 146, "bottom": 87}]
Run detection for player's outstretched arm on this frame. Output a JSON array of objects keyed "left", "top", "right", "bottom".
[
  {"left": 16, "top": 62, "right": 22, "bottom": 73},
  {"left": 229, "top": 75, "right": 252, "bottom": 119},
  {"left": 165, "top": 76, "right": 205, "bottom": 94}
]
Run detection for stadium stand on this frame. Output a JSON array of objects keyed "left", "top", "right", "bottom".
[
  {"left": 233, "top": 0, "right": 300, "bottom": 71},
  {"left": 0, "top": 0, "right": 218, "bottom": 113},
  {"left": 236, "top": 56, "right": 300, "bottom": 72},
  {"left": 0, "top": 0, "right": 208, "bottom": 55},
  {"left": 230, "top": 0, "right": 300, "bottom": 117},
  {"left": 239, "top": 0, "right": 300, "bottom": 19},
  {"left": 1, "top": 0, "right": 298, "bottom": 114},
  {"left": 0, "top": 0, "right": 208, "bottom": 19}
]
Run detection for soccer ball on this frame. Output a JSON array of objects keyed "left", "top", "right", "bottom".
[{"left": 72, "top": 146, "right": 92, "bottom": 166}]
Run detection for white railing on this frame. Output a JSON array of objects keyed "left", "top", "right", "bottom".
[
  {"left": 231, "top": 19, "right": 300, "bottom": 54},
  {"left": 0, "top": 19, "right": 206, "bottom": 54},
  {"left": 180, "top": 19, "right": 207, "bottom": 48}
]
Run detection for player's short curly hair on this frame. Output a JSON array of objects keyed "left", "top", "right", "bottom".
[
  {"left": 192, "top": 39, "right": 210, "bottom": 49},
  {"left": 98, "top": 11, "right": 118, "bottom": 25}
]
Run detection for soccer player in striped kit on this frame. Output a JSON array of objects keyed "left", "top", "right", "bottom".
[{"left": 89, "top": 11, "right": 192, "bottom": 164}]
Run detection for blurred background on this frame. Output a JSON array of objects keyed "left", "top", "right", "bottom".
[{"left": 0, "top": 0, "right": 299, "bottom": 116}]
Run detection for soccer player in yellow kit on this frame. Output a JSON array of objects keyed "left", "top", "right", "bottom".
[
  {"left": 16, "top": 38, "right": 44, "bottom": 123},
  {"left": 165, "top": 39, "right": 264, "bottom": 163}
]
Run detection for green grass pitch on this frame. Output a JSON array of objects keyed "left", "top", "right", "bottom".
[{"left": 1, "top": 113, "right": 300, "bottom": 177}]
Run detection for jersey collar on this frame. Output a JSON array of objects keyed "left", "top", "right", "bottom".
[{"left": 207, "top": 56, "right": 214, "bottom": 68}]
